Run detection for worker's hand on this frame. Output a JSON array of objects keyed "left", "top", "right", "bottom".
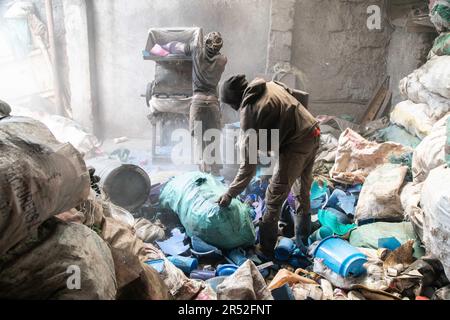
[{"left": 217, "top": 193, "right": 232, "bottom": 208}]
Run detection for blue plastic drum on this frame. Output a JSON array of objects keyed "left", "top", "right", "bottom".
[{"left": 313, "top": 236, "right": 367, "bottom": 277}]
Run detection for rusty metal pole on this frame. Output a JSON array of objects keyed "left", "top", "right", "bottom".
[{"left": 45, "top": 0, "right": 64, "bottom": 116}]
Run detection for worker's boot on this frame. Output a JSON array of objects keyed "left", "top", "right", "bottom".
[
  {"left": 255, "top": 220, "right": 278, "bottom": 260},
  {"left": 295, "top": 212, "right": 312, "bottom": 247}
]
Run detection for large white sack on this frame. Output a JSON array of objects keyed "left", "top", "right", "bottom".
[
  {"left": 421, "top": 165, "right": 450, "bottom": 280},
  {"left": 416, "top": 56, "right": 450, "bottom": 99},
  {"left": 330, "top": 128, "right": 410, "bottom": 184},
  {"left": 355, "top": 164, "right": 407, "bottom": 223},
  {"left": 390, "top": 100, "right": 435, "bottom": 139},
  {"left": 399, "top": 74, "right": 450, "bottom": 120},
  {"left": 412, "top": 113, "right": 450, "bottom": 183},
  {"left": 400, "top": 182, "right": 424, "bottom": 241}
]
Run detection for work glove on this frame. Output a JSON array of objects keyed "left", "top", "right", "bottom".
[{"left": 217, "top": 193, "right": 232, "bottom": 208}]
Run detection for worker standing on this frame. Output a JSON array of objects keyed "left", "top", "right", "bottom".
[
  {"left": 217, "top": 75, "right": 320, "bottom": 257},
  {"left": 163, "top": 32, "right": 227, "bottom": 175}
]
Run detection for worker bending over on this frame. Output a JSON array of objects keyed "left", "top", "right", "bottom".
[{"left": 217, "top": 75, "right": 320, "bottom": 257}]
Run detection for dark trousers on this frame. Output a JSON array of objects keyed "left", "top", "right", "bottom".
[{"left": 259, "top": 134, "right": 320, "bottom": 252}]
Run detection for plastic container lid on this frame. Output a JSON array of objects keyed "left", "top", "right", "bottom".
[{"left": 216, "top": 264, "right": 238, "bottom": 276}]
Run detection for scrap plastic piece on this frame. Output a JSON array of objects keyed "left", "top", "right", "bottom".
[
  {"left": 156, "top": 228, "right": 190, "bottom": 256},
  {"left": 326, "top": 189, "right": 356, "bottom": 215},
  {"left": 190, "top": 236, "right": 222, "bottom": 258},
  {"left": 144, "top": 259, "right": 165, "bottom": 273},
  {"left": 378, "top": 237, "right": 402, "bottom": 251},
  {"left": 225, "top": 248, "right": 248, "bottom": 266},
  {"left": 318, "top": 209, "right": 357, "bottom": 236},
  {"left": 271, "top": 284, "right": 296, "bottom": 300},
  {"left": 310, "top": 179, "right": 329, "bottom": 200}
]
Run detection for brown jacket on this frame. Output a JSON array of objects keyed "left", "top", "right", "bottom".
[{"left": 227, "top": 79, "right": 318, "bottom": 197}]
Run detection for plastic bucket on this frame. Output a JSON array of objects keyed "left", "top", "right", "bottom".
[
  {"left": 313, "top": 237, "right": 367, "bottom": 277},
  {"left": 86, "top": 157, "right": 151, "bottom": 212},
  {"left": 167, "top": 256, "right": 198, "bottom": 274},
  {"left": 274, "top": 237, "right": 296, "bottom": 261}
]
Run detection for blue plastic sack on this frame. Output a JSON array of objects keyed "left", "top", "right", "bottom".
[{"left": 159, "top": 172, "right": 256, "bottom": 250}]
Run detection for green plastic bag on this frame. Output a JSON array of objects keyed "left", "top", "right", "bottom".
[
  {"left": 318, "top": 209, "right": 357, "bottom": 236},
  {"left": 431, "top": 1, "right": 450, "bottom": 32},
  {"left": 159, "top": 172, "right": 256, "bottom": 249},
  {"left": 431, "top": 32, "right": 450, "bottom": 57},
  {"left": 349, "top": 222, "right": 425, "bottom": 259}
]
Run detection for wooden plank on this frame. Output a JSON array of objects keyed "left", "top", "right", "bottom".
[
  {"left": 359, "top": 77, "right": 390, "bottom": 125},
  {"left": 376, "top": 91, "right": 393, "bottom": 119}
]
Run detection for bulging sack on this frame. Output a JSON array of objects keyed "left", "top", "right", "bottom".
[
  {"left": 421, "top": 165, "right": 450, "bottom": 280},
  {"left": 390, "top": 100, "right": 435, "bottom": 139},
  {"left": 414, "top": 56, "right": 450, "bottom": 99},
  {"left": 0, "top": 117, "right": 90, "bottom": 255},
  {"left": 412, "top": 113, "right": 450, "bottom": 183},
  {"left": 330, "top": 129, "right": 409, "bottom": 184},
  {"left": 159, "top": 172, "right": 256, "bottom": 249},
  {"left": 355, "top": 164, "right": 407, "bottom": 223},
  {"left": 399, "top": 75, "right": 450, "bottom": 121},
  {"left": 0, "top": 218, "right": 117, "bottom": 300}
]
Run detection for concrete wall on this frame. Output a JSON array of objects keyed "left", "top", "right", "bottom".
[
  {"left": 291, "top": 0, "right": 391, "bottom": 121},
  {"left": 387, "top": 26, "right": 435, "bottom": 106},
  {"left": 90, "top": 0, "right": 271, "bottom": 139}
]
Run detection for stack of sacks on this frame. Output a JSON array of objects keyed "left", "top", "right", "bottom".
[{"left": 391, "top": 56, "right": 450, "bottom": 139}]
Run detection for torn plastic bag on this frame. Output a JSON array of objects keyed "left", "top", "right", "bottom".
[
  {"left": 355, "top": 164, "right": 408, "bottom": 223},
  {"left": 318, "top": 209, "right": 357, "bottom": 236},
  {"left": 159, "top": 172, "right": 256, "bottom": 249},
  {"left": 421, "top": 165, "right": 450, "bottom": 280},
  {"left": 330, "top": 128, "right": 409, "bottom": 184},
  {"left": 0, "top": 218, "right": 117, "bottom": 299},
  {"left": 412, "top": 113, "right": 450, "bottom": 183},
  {"left": 0, "top": 117, "right": 90, "bottom": 256}
]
